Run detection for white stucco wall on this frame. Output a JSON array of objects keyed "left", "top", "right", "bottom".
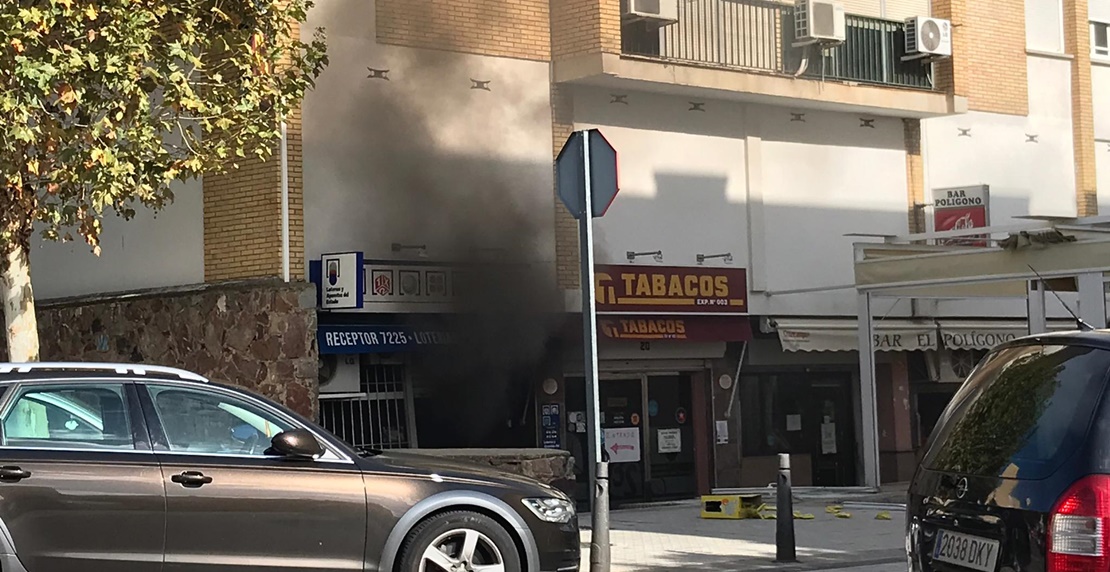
[
  {"left": 1094, "top": 61, "right": 1110, "bottom": 211},
  {"left": 1099, "top": 138, "right": 1110, "bottom": 212},
  {"left": 30, "top": 178, "right": 204, "bottom": 300},
  {"left": 924, "top": 55, "right": 1077, "bottom": 318},
  {"left": 923, "top": 55, "right": 1076, "bottom": 227},
  {"left": 756, "top": 109, "right": 908, "bottom": 316},
  {"left": 302, "top": 0, "right": 554, "bottom": 267},
  {"left": 571, "top": 89, "right": 749, "bottom": 272},
  {"left": 571, "top": 86, "right": 911, "bottom": 318},
  {"left": 1096, "top": 65, "right": 1110, "bottom": 140}
]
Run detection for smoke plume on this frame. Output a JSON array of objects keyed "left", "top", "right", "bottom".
[{"left": 306, "top": 14, "right": 565, "bottom": 446}]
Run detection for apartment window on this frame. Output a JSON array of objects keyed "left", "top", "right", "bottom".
[{"left": 1093, "top": 21, "right": 1110, "bottom": 58}]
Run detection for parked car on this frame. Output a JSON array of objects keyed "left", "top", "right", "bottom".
[
  {"left": 0, "top": 362, "right": 580, "bottom": 572},
  {"left": 907, "top": 330, "right": 1110, "bottom": 572}
]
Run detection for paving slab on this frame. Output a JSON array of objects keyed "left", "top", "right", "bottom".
[{"left": 579, "top": 501, "right": 906, "bottom": 572}]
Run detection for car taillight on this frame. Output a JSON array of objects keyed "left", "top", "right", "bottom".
[{"left": 1049, "top": 475, "right": 1110, "bottom": 572}]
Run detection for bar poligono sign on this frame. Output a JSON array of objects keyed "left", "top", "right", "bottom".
[
  {"left": 933, "top": 185, "right": 989, "bottom": 246},
  {"left": 594, "top": 265, "right": 748, "bottom": 314}
]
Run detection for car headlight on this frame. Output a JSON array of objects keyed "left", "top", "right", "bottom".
[{"left": 523, "top": 497, "right": 576, "bottom": 524}]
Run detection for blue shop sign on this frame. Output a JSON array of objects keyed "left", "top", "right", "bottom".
[{"left": 318, "top": 325, "right": 452, "bottom": 355}]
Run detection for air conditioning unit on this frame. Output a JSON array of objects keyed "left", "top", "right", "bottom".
[
  {"left": 318, "top": 354, "right": 361, "bottom": 394},
  {"left": 905, "top": 16, "right": 952, "bottom": 58},
  {"left": 621, "top": 0, "right": 678, "bottom": 24},
  {"left": 794, "top": 0, "right": 846, "bottom": 45},
  {"left": 925, "top": 349, "right": 981, "bottom": 384}
]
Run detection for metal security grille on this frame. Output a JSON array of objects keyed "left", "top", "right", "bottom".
[{"left": 318, "top": 357, "right": 413, "bottom": 450}]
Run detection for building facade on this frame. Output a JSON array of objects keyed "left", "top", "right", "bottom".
[{"left": 22, "top": 0, "right": 1110, "bottom": 501}]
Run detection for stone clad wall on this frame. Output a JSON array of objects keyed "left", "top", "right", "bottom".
[
  {"left": 416, "top": 449, "right": 575, "bottom": 492},
  {"left": 14, "top": 279, "right": 320, "bottom": 417}
]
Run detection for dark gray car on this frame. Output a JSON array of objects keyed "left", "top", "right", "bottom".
[{"left": 0, "top": 363, "right": 580, "bottom": 572}]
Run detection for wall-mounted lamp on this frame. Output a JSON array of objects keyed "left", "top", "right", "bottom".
[
  {"left": 696, "top": 252, "right": 733, "bottom": 265},
  {"left": 627, "top": 250, "right": 663, "bottom": 263},
  {"left": 391, "top": 243, "right": 428, "bottom": 258}
]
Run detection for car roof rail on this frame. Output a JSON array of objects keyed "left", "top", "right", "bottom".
[{"left": 0, "top": 362, "right": 209, "bottom": 383}]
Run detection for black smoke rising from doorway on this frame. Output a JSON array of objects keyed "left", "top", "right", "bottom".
[{"left": 311, "top": 40, "right": 564, "bottom": 446}]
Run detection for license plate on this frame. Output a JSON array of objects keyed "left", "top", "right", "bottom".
[{"left": 932, "top": 529, "right": 1000, "bottom": 572}]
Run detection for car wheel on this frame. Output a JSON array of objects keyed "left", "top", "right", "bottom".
[{"left": 398, "top": 510, "right": 522, "bottom": 572}]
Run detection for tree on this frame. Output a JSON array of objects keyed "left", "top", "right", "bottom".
[{"left": 0, "top": 0, "right": 327, "bottom": 361}]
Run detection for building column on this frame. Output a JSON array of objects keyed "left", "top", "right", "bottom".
[
  {"left": 876, "top": 354, "right": 916, "bottom": 484},
  {"left": 1063, "top": 0, "right": 1099, "bottom": 216},
  {"left": 858, "top": 292, "right": 881, "bottom": 488},
  {"left": 904, "top": 119, "right": 926, "bottom": 234},
  {"left": 203, "top": 107, "right": 305, "bottom": 282},
  {"left": 1028, "top": 280, "right": 1048, "bottom": 334},
  {"left": 1078, "top": 272, "right": 1108, "bottom": 328}
]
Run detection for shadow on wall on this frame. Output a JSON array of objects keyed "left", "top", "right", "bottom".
[{"left": 594, "top": 172, "right": 743, "bottom": 267}]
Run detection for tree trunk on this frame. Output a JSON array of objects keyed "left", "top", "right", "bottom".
[{"left": 0, "top": 240, "right": 40, "bottom": 362}]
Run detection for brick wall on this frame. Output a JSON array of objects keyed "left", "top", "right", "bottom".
[
  {"left": 903, "top": 119, "right": 926, "bottom": 234},
  {"left": 932, "top": 0, "right": 1028, "bottom": 116},
  {"left": 1064, "top": 0, "right": 1099, "bottom": 216},
  {"left": 204, "top": 109, "right": 305, "bottom": 281},
  {"left": 550, "top": 0, "right": 621, "bottom": 60},
  {"left": 376, "top": 0, "right": 550, "bottom": 61},
  {"left": 551, "top": 84, "right": 580, "bottom": 290}
]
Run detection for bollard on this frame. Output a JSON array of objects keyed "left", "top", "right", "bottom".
[
  {"left": 775, "top": 453, "right": 797, "bottom": 563},
  {"left": 590, "top": 461, "right": 611, "bottom": 572}
]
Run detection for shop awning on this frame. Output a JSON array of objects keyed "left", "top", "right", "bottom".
[
  {"left": 317, "top": 324, "right": 452, "bottom": 355},
  {"left": 774, "top": 318, "right": 1073, "bottom": 353}
]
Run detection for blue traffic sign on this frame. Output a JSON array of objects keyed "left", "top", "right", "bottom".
[{"left": 555, "top": 129, "right": 619, "bottom": 219}]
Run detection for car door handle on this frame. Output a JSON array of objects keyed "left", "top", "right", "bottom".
[
  {"left": 0, "top": 466, "right": 30, "bottom": 482},
  {"left": 171, "top": 471, "right": 213, "bottom": 487}
]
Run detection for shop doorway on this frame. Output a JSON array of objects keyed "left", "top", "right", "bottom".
[
  {"left": 566, "top": 372, "right": 701, "bottom": 506},
  {"left": 739, "top": 371, "right": 857, "bottom": 486},
  {"left": 809, "top": 381, "right": 855, "bottom": 486}
]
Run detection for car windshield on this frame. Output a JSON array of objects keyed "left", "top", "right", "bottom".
[{"left": 920, "top": 343, "right": 1110, "bottom": 480}]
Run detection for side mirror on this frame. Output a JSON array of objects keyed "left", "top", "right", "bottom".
[{"left": 270, "top": 428, "right": 324, "bottom": 459}]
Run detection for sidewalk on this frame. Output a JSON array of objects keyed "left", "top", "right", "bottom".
[{"left": 579, "top": 500, "right": 906, "bottom": 572}]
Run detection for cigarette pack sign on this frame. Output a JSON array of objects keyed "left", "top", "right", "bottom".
[{"left": 933, "top": 185, "right": 989, "bottom": 246}]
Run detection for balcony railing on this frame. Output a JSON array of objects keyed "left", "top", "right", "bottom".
[{"left": 622, "top": 0, "right": 933, "bottom": 90}]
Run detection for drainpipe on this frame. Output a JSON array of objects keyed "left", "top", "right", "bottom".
[{"left": 280, "top": 120, "right": 290, "bottom": 283}]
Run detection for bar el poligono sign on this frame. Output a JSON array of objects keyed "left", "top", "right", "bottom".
[{"left": 594, "top": 265, "right": 748, "bottom": 314}]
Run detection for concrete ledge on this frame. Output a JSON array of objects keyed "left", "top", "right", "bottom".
[{"left": 554, "top": 52, "right": 964, "bottom": 119}]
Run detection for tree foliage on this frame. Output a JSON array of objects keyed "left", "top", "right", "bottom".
[{"left": 0, "top": 0, "right": 328, "bottom": 257}]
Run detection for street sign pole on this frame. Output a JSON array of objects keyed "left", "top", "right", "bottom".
[
  {"left": 579, "top": 133, "right": 610, "bottom": 572},
  {"left": 554, "top": 128, "right": 617, "bottom": 572}
]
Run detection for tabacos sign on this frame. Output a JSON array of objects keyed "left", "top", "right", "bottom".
[
  {"left": 594, "top": 265, "right": 748, "bottom": 314},
  {"left": 601, "top": 318, "right": 689, "bottom": 340}
]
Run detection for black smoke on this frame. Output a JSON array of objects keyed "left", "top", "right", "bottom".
[{"left": 307, "top": 23, "right": 565, "bottom": 447}]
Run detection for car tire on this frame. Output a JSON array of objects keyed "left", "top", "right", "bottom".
[{"left": 398, "top": 510, "right": 522, "bottom": 572}]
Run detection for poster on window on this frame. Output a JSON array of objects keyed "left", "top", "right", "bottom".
[
  {"left": 657, "top": 428, "right": 682, "bottom": 454},
  {"left": 820, "top": 423, "right": 838, "bottom": 455},
  {"left": 603, "top": 427, "right": 641, "bottom": 463}
]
